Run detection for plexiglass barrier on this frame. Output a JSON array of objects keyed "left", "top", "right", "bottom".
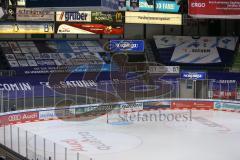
[{"left": 0, "top": 124, "right": 91, "bottom": 160}]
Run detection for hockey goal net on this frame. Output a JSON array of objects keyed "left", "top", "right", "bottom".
[{"left": 106, "top": 102, "right": 143, "bottom": 125}]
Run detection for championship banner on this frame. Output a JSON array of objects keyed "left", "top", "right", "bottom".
[
  {"left": 125, "top": 11, "right": 182, "bottom": 25},
  {"left": 0, "top": 22, "right": 54, "bottom": 34},
  {"left": 56, "top": 11, "right": 92, "bottom": 22},
  {"left": 56, "top": 23, "right": 124, "bottom": 34},
  {"left": 110, "top": 40, "right": 144, "bottom": 52},
  {"left": 16, "top": 8, "right": 55, "bottom": 21},
  {"left": 91, "top": 11, "right": 125, "bottom": 24},
  {"left": 188, "top": 0, "right": 240, "bottom": 19}
]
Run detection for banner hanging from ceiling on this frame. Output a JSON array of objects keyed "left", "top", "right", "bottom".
[
  {"left": 188, "top": 0, "right": 240, "bottom": 19},
  {"left": 56, "top": 23, "right": 124, "bottom": 34},
  {"left": 154, "top": 36, "right": 238, "bottom": 64}
]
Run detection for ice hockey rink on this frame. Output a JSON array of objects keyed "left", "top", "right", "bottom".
[{"left": 2, "top": 109, "right": 240, "bottom": 160}]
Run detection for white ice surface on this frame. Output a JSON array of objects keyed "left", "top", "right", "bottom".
[{"left": 1, "top": 110, "right": 240, "bottom": 160}]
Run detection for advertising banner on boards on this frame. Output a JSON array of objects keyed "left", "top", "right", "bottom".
[
  {"left": 16, "top": 8, "right": 55, "bottom": 21},
  {"left": 188, "top": 0, "right": 240, "bottom": 19},
  {"left": 171, "top": 101, "right": 214, "bottom": 109},
  {"left": 0, "top": 112, "right": 39, "bottom": 125},
  {"left": 214, "top": 102, "right": 240, "bottom": 110},
  {"left": 0, "top": 22, "right": 54, "bottom": 34},
  {"left": 56, "top": 23, "right": 124, "bottom": 34},
  {"left": 125, "top": 11, "right": 182, "bottom": 25},
  {"left": 56, "top": 11, "right": 92, "bottom": 22}
]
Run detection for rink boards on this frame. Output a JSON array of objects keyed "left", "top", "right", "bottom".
[{"left": 1, "top": 98, "right": 240, "bottom": 127}]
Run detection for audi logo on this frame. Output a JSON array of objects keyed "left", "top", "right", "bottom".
[{"left": 8, "top": 115, "right": 21, "bottom": 122}]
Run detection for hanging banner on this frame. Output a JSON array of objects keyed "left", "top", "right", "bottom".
[
  {"left": 56, "top": 11, "right": 92, "bottom": 22},
  {"left": 0, "top": 22, "right": 54, "bottom": 34},
  {"left": 154, "top": 36, "right": 238, "bottom": 64},
  {"left": 16, "top": 8, "right": 55, "bottom": 21},
  {"left": 56, "top": 23, "right": 124, "bottom": 34},
  {"left": 188, "top": 0, "right": 240, "bottom": 19},
  {"left": 91, "top": 11, "right": 125, "bottom": 24},
  {"left": 125, "top": 11, "right": 182, "bottom": 25}
]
